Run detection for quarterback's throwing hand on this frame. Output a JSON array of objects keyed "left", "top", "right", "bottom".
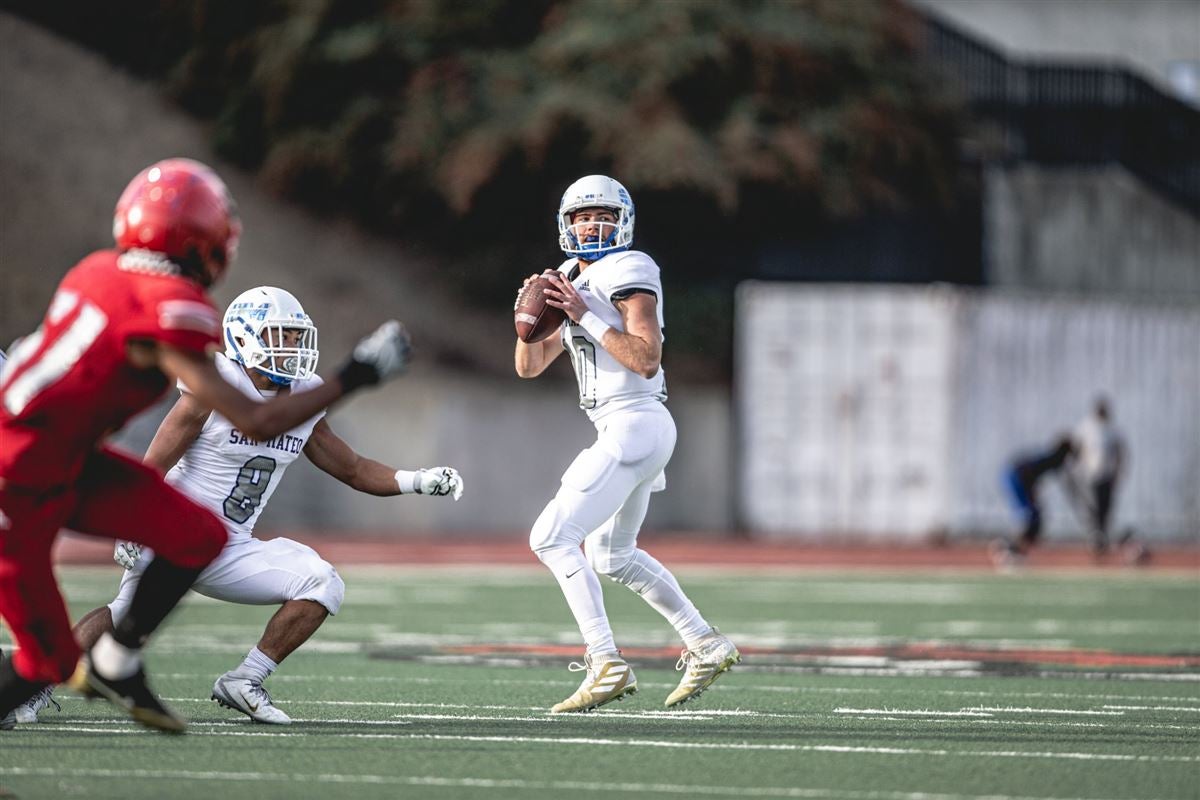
[
  {"left": 338, "top": 321, "right": 412, "bottom": 391},
  {"left": 114, "top": 541, "right": 142, "bottom": 570},
  {"left": 416, "top": 466, "right": 464, "bottom": 501}
]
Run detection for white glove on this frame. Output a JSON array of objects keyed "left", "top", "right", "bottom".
[
  {"left": 114, "top": 541, "right": 142, "bottom": 570},
  {"left": 338, "top": 321, "right": 412, "bottom": 390},
  {"left": 405, "top": 466, "right": 464, "bottom": 500}
]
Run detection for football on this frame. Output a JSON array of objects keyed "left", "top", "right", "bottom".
[{"left": 514, "top": 276, "right": 568, "bottom": 343}]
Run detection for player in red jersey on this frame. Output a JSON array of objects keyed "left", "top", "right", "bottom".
[{"left": 0, "top": 158, "right": 410, "bottom": 733}]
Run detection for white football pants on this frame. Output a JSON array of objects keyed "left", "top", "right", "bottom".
[
  {"left": 109, "top": 535, "right": 345, "bottom": 625},
  {"left": 530, "top": 402, "right": 711, "bottom": 652}
]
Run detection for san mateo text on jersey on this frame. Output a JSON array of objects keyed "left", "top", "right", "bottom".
[{"left": 227, "top": 428, "right": 306, "bottom": 454}]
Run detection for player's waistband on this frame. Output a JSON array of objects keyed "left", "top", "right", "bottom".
[{"left": 587, "top": 396, "right": 670, "bottom": 426}]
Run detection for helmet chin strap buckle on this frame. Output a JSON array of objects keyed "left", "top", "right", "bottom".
[{"left": 262, "top": 370, "right": 293, "bottom": 387}]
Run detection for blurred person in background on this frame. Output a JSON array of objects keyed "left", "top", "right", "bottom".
[
  {"left": 991, "top": 434, "right": 1077, "bottom": 569},
  {"left": 15, "top": 286, "right": 463, "bottom": 727},
  {"left": 1067, "top": 397, "right": 1148, "bottom": 565},
  {"left": 515, "top": 175, "right": 739, "bottom": 713},
  {"left": 1069, "top": 396, "right": 1125, "bottom": 555},
  {"left": 0, "top": 158, "right": 410, "bottom": 733}
]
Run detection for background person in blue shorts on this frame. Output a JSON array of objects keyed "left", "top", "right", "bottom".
[{"left": 991, "top": 435, "right": 1076, "bottom": 567}]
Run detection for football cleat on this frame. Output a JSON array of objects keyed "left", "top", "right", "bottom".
[
  {"left": 665, "top": 631, "right": 740, "bottom": 708},
  {"left": 1116, "top": 528, "right": 1151, "bottom": 567},
  {"left": 988, "top": 539, "right": 1026, "bottom": 572},
  {"left": 550, "top": 652, "right": 637, "bottom": 713},
  {"left": 211, "top": 673, "right": 292, "bottom": 725},
  {"left": 0, "top": 709, "right": 14, "bottom": 731},
  {"left": 15, "top": 686, "right": 60, "bottom": 723},
  {"left": 67, "top": 657, "right": 186, "bottom": 734}
]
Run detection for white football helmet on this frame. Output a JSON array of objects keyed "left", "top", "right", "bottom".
[
  {"left": 223, "top": 286, "right": 319, "bottom": 386},
  {"left": 557, "top": 175, "right": 635, "bottom": 259}
]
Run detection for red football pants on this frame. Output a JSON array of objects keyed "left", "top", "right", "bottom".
[{"left": 0, "top": 448, "right": 226, "bottom": 683}]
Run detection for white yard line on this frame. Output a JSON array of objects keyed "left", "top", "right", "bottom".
[
  {"left": 834, "top": 708, "right": 995, "bottom": 717},
  {"left": 13, "top": 727, "right": 1196, "bottom": 762},
  {"left": 49, "top": 673, "right": 1200, "bottom": 701},
  {"left": 45, "top": 715, "right": 1196, "bottom": 731},
  {"left": 1102, "top": 705, "right": 1200, "bottom": 712},
  {"left": 963, "top": 707, "right": 1125, "bottom": 716},
  {"left": 846, "top": 717, "right": 1107, "bottom": 727},
  {"left": 853, "top": 718, "right": 1196, "bottom": 731}
]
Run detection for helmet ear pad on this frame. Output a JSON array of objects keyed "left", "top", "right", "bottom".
[{"left": 225, "top": 317, "right": 271, "bottom": 370}]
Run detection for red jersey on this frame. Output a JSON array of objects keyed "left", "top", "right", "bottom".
[{"left": 0, "top": 250, "right": 220, "bottom": 489}]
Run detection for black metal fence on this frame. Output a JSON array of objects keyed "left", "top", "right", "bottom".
[{"left": 921, "top": 14, "right": 1200, "bottom": 215}]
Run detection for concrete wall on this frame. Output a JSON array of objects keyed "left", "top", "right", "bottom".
[
  {"left": 108, "top": 372, "right": 733, "bottom": 535},
  {"left": 984, "top": 164, "right": 1200, "bottom": 298}
]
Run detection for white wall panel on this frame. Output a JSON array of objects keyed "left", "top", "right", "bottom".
[
  {"left": 737, "top": 283, "right": 955, "bottom": 539},
  {"left": 737, "top": 282, "right": 1200, "bottom": 541}
]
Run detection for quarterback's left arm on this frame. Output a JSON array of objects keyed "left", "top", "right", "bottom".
[
  {"left": 304, "top": 419, "right": 463, "bottom": 499},
  {"left": 544, "top": 274, "right": 662, "bottom": 379}
]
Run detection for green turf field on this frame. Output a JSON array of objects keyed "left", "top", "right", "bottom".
[{"left": 2, "top": 565, "right": 1198, "bottom": 800}]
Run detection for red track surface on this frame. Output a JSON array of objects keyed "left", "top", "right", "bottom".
[
  {"left": 52, "top": 532, "right": 1200, "bottom": 571},
  {"left": 440, "top": 642, "right": 1200, "bottom": 669}
]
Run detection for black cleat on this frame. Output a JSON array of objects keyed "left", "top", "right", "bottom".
[
  {"left": 0, "top": 709, "right": 14, "bottom": 731},
  {"left": 67, "top": 658, "right": 186, "bottom": 734}
]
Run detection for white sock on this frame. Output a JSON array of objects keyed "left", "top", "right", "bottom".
[
  {"left": 535, "top": 545, "right": 617, "bottom": 655},
  {"left": 91, "top": 632, "right": 140, "bottom": 680},
  {"left": 611, "top": 550, "right": 713, "bottom": 649},
  {"left": 233, "top": 647, "right": 278, "bottom": 684}
]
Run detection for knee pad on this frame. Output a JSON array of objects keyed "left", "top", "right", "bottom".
[
  {"left": 529, "top": 498, "right": 589, "bottom": 554},
  {"left": 294, "top": 559, "right": 345, "bottom": 615},
  {"left": 584, "top": 539, "right": 636, "bottom": 578},
  {"left": 601, "top": 553, "right": 656, "bottom": 594}
]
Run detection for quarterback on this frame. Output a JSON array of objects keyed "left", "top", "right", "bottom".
[
  {"left": 17, "top": 286, "right": 463, "bottom": 726},
  {"left": 514, "top": 175, "right": 738, "bottom": 712}
]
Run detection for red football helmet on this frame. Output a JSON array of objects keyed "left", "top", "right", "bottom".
[{"left": 112, "top": 158, "right": 241, "bottom": 286}]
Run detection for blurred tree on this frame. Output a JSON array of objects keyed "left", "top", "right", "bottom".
[{"left": 4, "top": 0, "right": 965, "bottom": 379}]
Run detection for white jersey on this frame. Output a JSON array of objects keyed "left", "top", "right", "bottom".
[
  {"left": 166, "top": 353, "right": 325, "bottom": 540},
  {"left": 556, "top": 249, "right": 667, "bottom": 421},
  {"left": 1073, "top": 414, "right": 1123, "bottom": 483}
]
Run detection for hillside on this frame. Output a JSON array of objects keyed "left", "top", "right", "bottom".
[{"left": 0, "top": 11, "right": 516, "bottom": 375}]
